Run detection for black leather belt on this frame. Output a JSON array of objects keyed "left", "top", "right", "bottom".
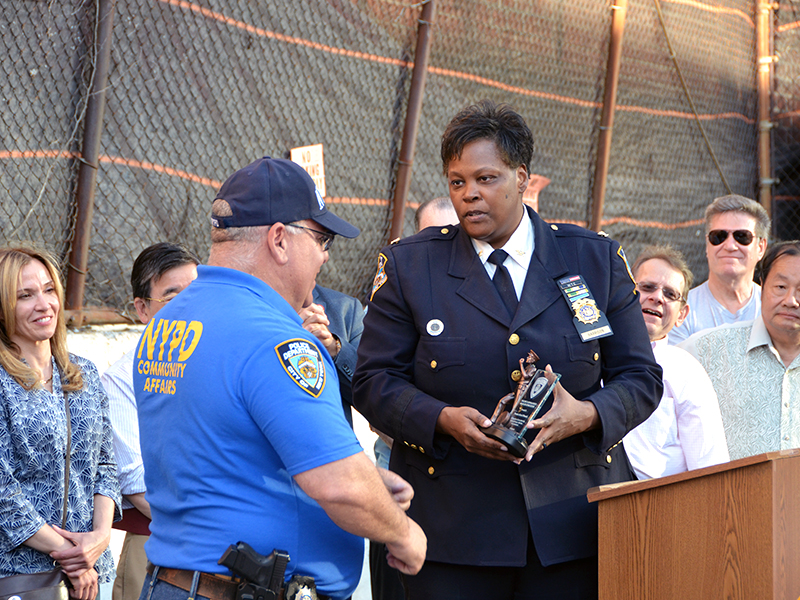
[{"left": 146, "top": 564, "right": 331, "bottom": 600}]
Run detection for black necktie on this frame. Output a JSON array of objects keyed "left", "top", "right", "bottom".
[{"left": 488, "top": 249, "right": 518, "bottom": 317}]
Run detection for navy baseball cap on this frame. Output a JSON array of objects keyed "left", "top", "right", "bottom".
[{"left": 211, "top": 157, "right": 359, "bottom": 238}]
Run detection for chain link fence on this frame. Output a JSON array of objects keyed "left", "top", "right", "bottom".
[
  {"left": 0, "top": 0, "right": 775, "bottom": 317},
  {"left": 1, "top": 0, "right": 91, "bottom": 278}
]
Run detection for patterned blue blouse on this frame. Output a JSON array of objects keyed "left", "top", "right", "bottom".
[{"left": 0, "top": 354, "right": 121, "bottom": 581}]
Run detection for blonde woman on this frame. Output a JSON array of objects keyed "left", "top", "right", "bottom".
[{"left": 0, "top": 246, "right": 120, "bottom": 600}]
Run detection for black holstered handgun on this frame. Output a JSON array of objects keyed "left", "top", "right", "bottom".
[{"left": 218, "top": 542, "right": 290, "bottom": 600}]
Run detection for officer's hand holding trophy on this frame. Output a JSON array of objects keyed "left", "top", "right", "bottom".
[{"left": 479, "top": 350, "right": 561, "bottom": 462}]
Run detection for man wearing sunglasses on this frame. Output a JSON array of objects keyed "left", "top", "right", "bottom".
[
  {"left": 669, "top": 195, "right": 769, "bottom": 344},
  {"left": 133, "top": 157, "right": 426, "bottom": 600},
  {"left": 622, "top": 245, "right": 729, "bottom": 479}
]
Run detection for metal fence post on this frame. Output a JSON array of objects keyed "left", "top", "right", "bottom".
[
  {"left": 590, "top": 0, "right": 628, "bottom": 233},
  {"left": 65, "top": 0, "right": 117, "bottom": 323},
  {"left": 389, "top": 0, "right": 436, "bottom": 242},
  {"left": 756, "top": 0, "right": 775, "bottom": 219}
]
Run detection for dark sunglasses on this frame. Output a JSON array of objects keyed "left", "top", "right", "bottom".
[{"left": 707, "top": 229, "right": 755, "bottom": 246}]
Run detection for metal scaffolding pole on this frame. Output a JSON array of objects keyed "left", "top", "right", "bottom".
[
  {"left": 590, "top": 0, "right": 628, "bottom": 232},
  {"left": 756, "top": 0, "right": 775, "bottom": 218},
  {"left": 65, "top": 0, "right": 117, "bottom": 325},
  {"left": 389, "top": 0, "right": 436, "bottom": 242}
]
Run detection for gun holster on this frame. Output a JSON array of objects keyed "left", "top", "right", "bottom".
[{"left": 217, "top": 542, "right": 320, "bottom": 600}]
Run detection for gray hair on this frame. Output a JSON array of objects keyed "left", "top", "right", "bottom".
[
  {"left": 210, "top": 199, "right": 266, "bottom": 244},
  {"left": 705, "top": 194, "right": 771, "bottom": 240}
]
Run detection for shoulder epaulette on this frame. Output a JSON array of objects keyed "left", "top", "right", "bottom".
[
  {"left": 389, "top": 225, "right": 459, "bottom": 247},
  {"left": 549, "top": 222, "right": 612, "bottom": 241}
]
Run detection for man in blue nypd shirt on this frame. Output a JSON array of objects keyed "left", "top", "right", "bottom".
[
  {"left": 134, "top": 157, "right": 426, "bottom": 600},
  {"left": 353, "top": 101, "right": 661, "bottom": 599}
]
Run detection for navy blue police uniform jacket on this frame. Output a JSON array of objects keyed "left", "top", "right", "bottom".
[{"left": 352, "top": 207, "right": 662, "bottom": 568}]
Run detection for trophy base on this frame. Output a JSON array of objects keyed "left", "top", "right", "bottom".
[{"left": 480, "top": 424, "right": 528, "bottom": 459}]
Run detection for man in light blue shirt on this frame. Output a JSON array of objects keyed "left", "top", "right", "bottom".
[{"left": 669, "top": 195, "right": 769, "bottom": 344}]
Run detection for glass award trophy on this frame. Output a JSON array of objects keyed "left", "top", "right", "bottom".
[{"left": 480, "top": 350, "right": 561, "bottom": 458}]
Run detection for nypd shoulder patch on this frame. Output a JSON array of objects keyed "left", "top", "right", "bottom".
[
  {"left": 370, "top": 253, "right": 388, "bottom": 301},
  {"left": 617, "top": 246, "right": 636, "bottom": 286},
  {"left": 275, "top": 338, "right": 326, "bottom": 397}
]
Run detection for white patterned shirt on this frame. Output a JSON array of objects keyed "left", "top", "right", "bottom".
[
  {"left": 623, "top": 338, "right": 729, "bottom": 479},
  {"left": 679, "top": 316, "right": 800, "bottom": 460},
  {"left": 101, "top": 348, "right": 143, "bottom": 509}
]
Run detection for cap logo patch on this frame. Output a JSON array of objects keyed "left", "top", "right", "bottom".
[
  {"left": 315, "top": 188, "right": 325, "bottom": 210},
  {"left": 370, "top": 253, "right": 388, "bottom": 301},
  {"left": 275, "top": 338, "right": 326, "bottom": 397}
]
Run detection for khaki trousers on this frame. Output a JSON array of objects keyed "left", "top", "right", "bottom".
[{"left": 112, "top": 533, "right": 149, "bottom": 600}]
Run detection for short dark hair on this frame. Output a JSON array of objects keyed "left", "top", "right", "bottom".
[
  {"left": 757, "top": 240, "right": 800, "bottom": 286},
  {"left": 633, "top": 245, "right": 693, "bottom": 301},
  {"left": 441, "top": 99, "right": 534, "bottom": 175},
  {"left": 131, "top": 242, "right": 200, "bottom": 300}
]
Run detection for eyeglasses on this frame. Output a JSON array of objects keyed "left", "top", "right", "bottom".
[
  {"left": 636, "top": 282, "right": 684, "bottom": 303},
  {"left": 707, "top": 229, "right": 755, "bottom": 246},
  {"left": 286, "top": 223, "right": 335, "bottom": 251},
  {"left": 144, "top": 293, "right": 179, "bottom": 304}
]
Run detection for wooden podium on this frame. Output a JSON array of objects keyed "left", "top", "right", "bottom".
[{"left": 587, "top": 450, "right": 800, "bottom": 600}]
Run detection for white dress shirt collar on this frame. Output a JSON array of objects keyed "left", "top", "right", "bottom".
[
  {"left": 747, "top": 314, "right": 773, "bottom": 353},
  {"left": 471, "top": 209, "right": 534, "bottom": 269}
]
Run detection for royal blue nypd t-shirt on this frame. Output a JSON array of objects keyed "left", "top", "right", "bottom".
[{"left": 133, "top": 266, "right": 363, "bottom": 599}]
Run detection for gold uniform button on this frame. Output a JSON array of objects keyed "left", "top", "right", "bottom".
[
  {"left": 606, "top": 455, "right": 612, "bottom": 464},
  {"left": 419, "top": 447, "right": 425, "bottom": 454},
  {"left": 511, "top": 369, "right": 522, "bottom": 382},
  {"left": 593, "top": 352, "right": 599, "bottom": 361},
  {"left": 509, "top": 333, "right": 520, "bottom": 345},
  {"left": 550, "top": 224, "right": 559, "bottom": 230},
  {"left": 441, "top": 227, "right": 449, "bottom": 234},
  {"left": 428, "top": 466, "right": 435, "bottom": 475},
  {"left": 403, "top": 440, "right": 409, "bottom": 446},
  {"left": 430, "top": 360, "right": 437, "bottom": 369},
  {"left": 410, "top": 444, "right": 417, "bottom": 450}
]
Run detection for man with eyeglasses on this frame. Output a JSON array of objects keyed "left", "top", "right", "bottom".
[
  {"left": 622, "top": 245, "right": 729, "bottom": 479},
  {"left": 669, "top": 195, "right": 770, "bottom": 344},
  {"left": 133, "top": 157, "right": 426, "bottom": 600},
  {"left": 101, "top": 242, "right": 200, "bottom": 600}
]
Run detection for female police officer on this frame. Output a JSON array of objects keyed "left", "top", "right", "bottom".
[{"left": 353, "top": 100, "right": 661, "bottom": 599}]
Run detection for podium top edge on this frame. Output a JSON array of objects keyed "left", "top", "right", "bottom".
[{"left": 587, "top": 448, "right": 800, "bottom": 503}]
